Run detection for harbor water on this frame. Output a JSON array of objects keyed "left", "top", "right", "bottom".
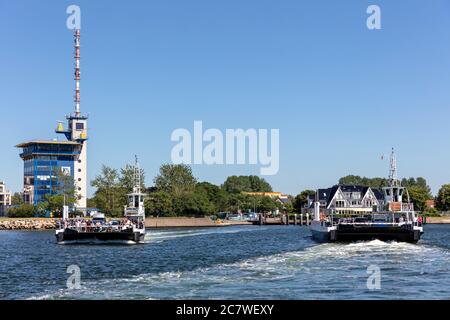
[{"left": 0, "top": 224, "right": 449, "bottom": 300}]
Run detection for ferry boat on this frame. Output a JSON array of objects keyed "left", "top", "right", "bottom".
[
  {"left": 310, "top": 150, "right": 424, "bottom": 243},
  {"left": 55, "top": 157, "right": 146, "bottom": 244}
]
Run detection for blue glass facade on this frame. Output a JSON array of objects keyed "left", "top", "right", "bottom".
[{"left": 18, "top": 142, "right": 81, "bottom": 205}]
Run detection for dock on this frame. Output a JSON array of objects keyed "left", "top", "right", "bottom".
[{"left": 253, "top": 214, "right": 311, "bottom": 226}]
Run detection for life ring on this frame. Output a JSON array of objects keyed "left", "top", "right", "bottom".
[{"left": 320, "top": 213, "right": 326, "bottom": 222}]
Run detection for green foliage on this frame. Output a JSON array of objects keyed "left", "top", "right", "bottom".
[
  {"left": 401, "top": 177, "right": 431, "bottom": 194},
  {"left": 172, "top": 192, "right": 215, "bottom": 217},
  {"left": 422, "top": 207, "right": 440, "bottom": 217},
  {"left": 195, "top": 182, "right": 229, "bottom": 213},
  {"left": 293, "top": 190, "right": 315, "bottom": 213},
  {"left": 257, "top": 196, "right": 278, "bottom": 213},
  {"left": 338, "top": 175, "right": 388, "bottom": 189},
  {"left": 120, "top": 164, "right": 145, "bottom": 191},
  {"left": 7, "top": 204, "right": 36, "bottom": 218},
  {"left": 145, "top": 191, "right": 173, "bottom": 216},
  {"left": 90, "top": 163, "right": 282, "bottom": 217},
  {"left": 406, "top": 186, "right": 432, "bottom": 212},
  {"left": 91, "top": 164, "right": 146, "bottom": 217},
  {"left": 11, "top": 192, "right": 24, "bottom": 206},
  {"left": 436, "top": 184, "right": 450, "bottom": 211},
  {"left": 222, "top": 175, "right": 272, "bottom": 194},
  {"left": 153, "top": 164, "right": 197, "bottom": 196}
]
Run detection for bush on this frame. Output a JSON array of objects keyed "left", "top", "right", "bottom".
[{"left": 7, "top": 204, "right": 36, "bottom": 218}]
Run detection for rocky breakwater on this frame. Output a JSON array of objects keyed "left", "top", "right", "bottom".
[{"left": 0, "top": 218, "right": 57, "bottom": 230}]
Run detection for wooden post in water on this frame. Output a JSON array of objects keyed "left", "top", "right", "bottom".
[
  {"left": 294, "top": 214, "right": 297, "bottom": 225},
  {"left": 306, "top": 213, "right": 310, "bottom": 225},
  {"left": 300, "top": 214, "right": 303, "bottom": 225}
]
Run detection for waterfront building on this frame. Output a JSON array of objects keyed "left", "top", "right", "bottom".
[
  {"left": 243, "top": 192, "right": 289, "bottom": 203},
  {"left": 16, "top": 29, "right": 88, "bottom": 210},
  {"left": 303, "top": 185, "right": 385, "bottom": 215},
  {"left": 0, "top": 181, "right": 12, "bottom": 216}
]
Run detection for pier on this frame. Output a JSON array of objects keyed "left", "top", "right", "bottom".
[{"left": 253, "top": 214, "right": 311, "bottom": 226}]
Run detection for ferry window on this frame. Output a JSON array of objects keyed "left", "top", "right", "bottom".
[{"left": 76, "top": 123, "right": 84, "bottom": 130}]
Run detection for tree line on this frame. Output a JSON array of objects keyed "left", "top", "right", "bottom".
[
  {"left": 89, "top": 164, "right": 282, "bottom": 217},
  {"left": 7, "top": 168, "right": 450, "bottom": 218}
]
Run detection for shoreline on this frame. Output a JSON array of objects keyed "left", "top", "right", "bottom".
[
  {"left": 1, "top": 216, "right": 449, "bottom": 231},
  {"left": 0, "top": 217, "right": 252, "bottom": 231}
]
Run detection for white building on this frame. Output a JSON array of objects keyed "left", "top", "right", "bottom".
[{"left": 0, "top": 181, "right": 12, "bottom": 216}]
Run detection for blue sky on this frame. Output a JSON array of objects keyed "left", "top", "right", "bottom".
[{"left": 1, "top": 0, "right": 450, "bottom": 196}]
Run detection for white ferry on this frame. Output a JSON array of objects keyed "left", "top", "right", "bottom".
[
  {"left": 310, "top": 150, "right": 424, "bottom": 243},
  {"left": 56, "top": 157, "right": 146, "bottom": 244}
]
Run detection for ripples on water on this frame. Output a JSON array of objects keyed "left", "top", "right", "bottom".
[{"left": 0, "top": 225, "right": 449, "bottom": 300}]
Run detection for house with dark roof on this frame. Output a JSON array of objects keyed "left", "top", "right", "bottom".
[{"left": 303, "top": 185, "right": 385, "bottom": 215}]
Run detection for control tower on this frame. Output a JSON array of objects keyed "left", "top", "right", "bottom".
[{"left": 17, "top": 29, "right": 88, "bottom": 211}]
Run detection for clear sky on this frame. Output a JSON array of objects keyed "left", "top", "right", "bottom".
[{"left": 1, "top": 0, "right": 450, "bottom": 197}]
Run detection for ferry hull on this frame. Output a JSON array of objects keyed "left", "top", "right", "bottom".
[
  {"left": 56, "top": 229, "right": 145, "bottom": 244},
  {"left": 311, "top": 226, "right": 421, "bottom": 243}
]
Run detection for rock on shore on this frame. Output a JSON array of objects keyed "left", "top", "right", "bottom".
[{"left": 0, "top": 218, "right": 57, "bottom": 230}]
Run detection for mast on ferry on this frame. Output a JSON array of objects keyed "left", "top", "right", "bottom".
[{"left": 125, "top": 156, "right": 146, "bottom": 218}]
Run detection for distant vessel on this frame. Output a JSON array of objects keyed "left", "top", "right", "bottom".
[
  {"left": 55, "top": 157, "right": 146, "bottom": 244},
  {"left": 310, "top": 149, "right": 424, "bottom": 243}
]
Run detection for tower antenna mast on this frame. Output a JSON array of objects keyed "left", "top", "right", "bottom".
[{"left": 74, "top": 29, "right": 81, "bottom": 115}]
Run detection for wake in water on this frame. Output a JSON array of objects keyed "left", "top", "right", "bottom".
[
  {"left": 145, "top": 226, "right": 269, "bottom": 243},
  {"left": 30, "top": 238, "right": 450, "bottom": 300}
]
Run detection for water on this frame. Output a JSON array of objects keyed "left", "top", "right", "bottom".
[{"left": 0, "top": 225, "right": 449, "bottom": 300}]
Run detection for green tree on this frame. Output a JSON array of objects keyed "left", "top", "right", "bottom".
[
  {"left": 11, "top": 192, "right": 24, "bottom": 206},
  {"left": 120, "top": 164, "right": 146, "bottom": 191},
  {"left": 172, "top": 192, "right": 215, "bottom": 217},
  {"left": 222, "top": 175, "right": 272, "bottom": 194},
  {"left": 258, "top": 196, "right": 278, "bottom": 213},
  {"left": 145, "top": 191, "right": 173, "bottom": 216},
  {"left": 407, "top": 186, "right": 432, "bottom": 212},
  {"left": 293, "top": 190, "right": 315, "bottom": 213},
  {"left": 339, "top": 175, "right": 388, "bottom": 189},
  {"left": 436, "top": 184, "right": 450, "bottom": 211},
  {"left": 154, "top": 164, "right": 197, "bottom": 196},
  {"left": 44, "top": 194, "right": 66, "bottom": 217},
  {"left": 7, "top": 204, "right": 36, "bottom": 218},
  {"left": 91, "top": 165, "right": 123, "bottom": 216},
  {"left": 195, "top": 182, "right": 229, "bottom": 213}
]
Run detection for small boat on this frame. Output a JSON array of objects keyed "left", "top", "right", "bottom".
[
  {"left": 55, "top": 157, "right": 146, "bottom": 244},
  {"left": 310, "top": 149, "right": 424, "bottom": 243}
]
